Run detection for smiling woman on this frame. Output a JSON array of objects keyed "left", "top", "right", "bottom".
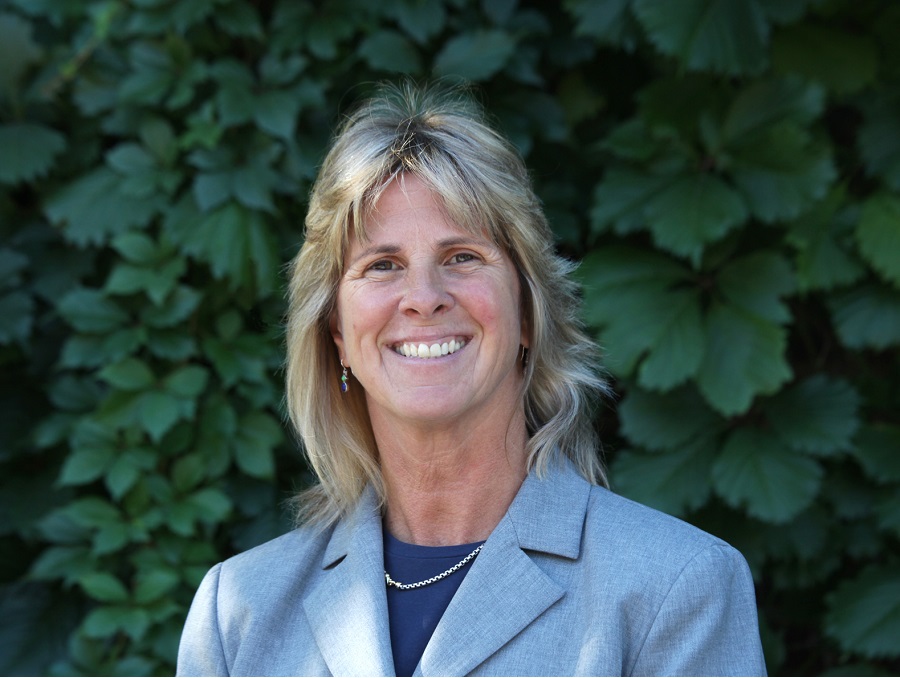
[{"left": 176, "top": 81, "right": 767, "bottom": 677}]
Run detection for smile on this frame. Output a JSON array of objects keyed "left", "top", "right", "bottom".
[{"left": 392, "top": 338, "right": 467, "bottom": 359}]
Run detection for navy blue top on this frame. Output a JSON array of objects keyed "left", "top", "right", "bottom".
[{"left": 383, "top": 532, "right": 484, "bottom": 677}]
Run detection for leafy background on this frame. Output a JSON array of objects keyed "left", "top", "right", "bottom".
[{"left": 1, "top": 0, "right": 899, "bottom": 675}]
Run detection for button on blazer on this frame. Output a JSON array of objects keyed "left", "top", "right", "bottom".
[{"left": 177, "top": 462, "right": 767, "bottom": 676}]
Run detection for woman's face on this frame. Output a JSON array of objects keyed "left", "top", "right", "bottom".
[{"left": 331, "top": 174, "right": 527, "bottom": 431}]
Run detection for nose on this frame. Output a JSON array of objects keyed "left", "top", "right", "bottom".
[{"left": 400, "top": 265, "right": 453, "bottom": 318}]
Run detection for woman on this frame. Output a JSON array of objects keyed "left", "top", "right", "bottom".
[{"left": 177, "top": 82, "right": 767, "bottom": 677}]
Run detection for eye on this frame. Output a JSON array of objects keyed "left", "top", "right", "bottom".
[
  {"left": 448, "top": 252, "right": 478, "bottom": 265},
  {"left": 367, "top": 259, "right": 398, "bottom": 272}
]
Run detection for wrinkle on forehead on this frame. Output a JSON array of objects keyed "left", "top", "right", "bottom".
[{"left": 358, "top": 172, "right": 492, "bottom": 247}]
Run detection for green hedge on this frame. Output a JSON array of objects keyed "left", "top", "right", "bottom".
[{"left": 1, "top": 0, "right": 898, "bottom": 675}]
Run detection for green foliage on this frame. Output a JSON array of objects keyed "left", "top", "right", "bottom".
[{"left": 2, "top": 0, "right": 898, "bottom": 676}]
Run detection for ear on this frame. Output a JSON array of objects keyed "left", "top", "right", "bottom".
[
  {"left": 329, "top": 309, "right": 347, "bottom": 364},
  {"left": 519, "top": 305, "right": 530, "bottom": 350}
]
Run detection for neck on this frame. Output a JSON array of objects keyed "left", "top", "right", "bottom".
[{"left": 374, "top": 408, "right": 529, "bottom": 547}]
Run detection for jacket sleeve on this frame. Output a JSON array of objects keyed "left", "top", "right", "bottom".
[
  {"left": 629, "top": 543, "right": 768, "bottom": 677},
  {"left": 177, "top": 563, "right": 230, "bottom": 677}
]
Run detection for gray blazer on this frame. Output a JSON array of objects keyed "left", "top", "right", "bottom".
[{"left": 177, "top": 463, "right": 767, "bottom": 676}]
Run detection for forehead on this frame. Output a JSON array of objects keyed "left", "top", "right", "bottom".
[{"left": 356, "top": 174, "right": 491, "bottom": 247}]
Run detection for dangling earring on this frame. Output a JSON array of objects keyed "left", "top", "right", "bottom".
[
  {"left": 340, "top": 360, "right": 349, "bottom": 393},
  {"left": 521, "top": 346, "right": 529, "bottom": 368}
]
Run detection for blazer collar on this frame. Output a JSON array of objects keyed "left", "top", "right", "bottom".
[
  {"left": 302, "top": 485, "right": 395, "bottom": 676},
  {"left": 418, "top": 461, "right": 592, "bottom": 676},
  {"left": 303, "top": 462, "right": 593, "bottom": 677}
]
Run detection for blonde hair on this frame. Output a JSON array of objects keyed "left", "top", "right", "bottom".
[{"left": 285, "top": 81, "right": 609, "bottom": 527}]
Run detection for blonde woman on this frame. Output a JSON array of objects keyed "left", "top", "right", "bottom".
[{"left": 177, "top": 82, "right": 766, "bottom": 677}]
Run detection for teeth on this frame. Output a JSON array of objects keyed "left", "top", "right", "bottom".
[{"left": 398, "top": 339, "right": 465, "bottom": 359}]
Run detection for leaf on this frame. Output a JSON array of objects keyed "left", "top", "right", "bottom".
[
  {"left": 111, "top": 232, "right": 158, "bottom": 265},
  {"left": 857, "top": 194, "right": 900, "bottom": 288},
  {"left": 0, "top": 124, "right": 66, "bottom": 184},
  {"left": 591, "top": 170, "right": 677, "bottom": 236},
  {"left": 168, "top": 202, "right": 277, "bottom": 295},
  {"left": 828, "top": 284, "right": 900, "bottom": 350},
  {"left": 433, "top": 30, "right": 516, "bottom": 81},
  {"left": 188, "top": 487, "right": 232, "bottom": 522},
  {"left": 825, "top": 567, "right": 900, "bottom": 659},
  {"left": 579, "top": 248, "right": 701, "bottom": 381},
  {"left": 565, "top": 0, "right": 635, "bottom": 47},
  {"left": 58, "top": 445, "right": 115, "bottom": 486},
  {"left": 105, "top": 450, "right": 153, "bottom": 500},
  {"left": 722, "top": 76, "right": 824, "bottom": 142},
  {"left": 619, "top": 385, "right": 722, "bottom": 451},
  {"left": 83, "top": 605, "right": 150, "bottom": 641},
  {"left": 231, "top": 163, "right": 277, "bottom": 212},
  {"left": 877, "top": 492, "right": 900, "bottom": 538},
  {"left": 391, "top": 0, "right": 446, "bottom": 43},
  {"left": 0, "top": 13, "right": 43, "bottom": 91},
  {"left": 232, "top": 412, "right": 282, "bottom": 479},
  {"left": 164, "top": 365, "right": 209, "bottom": 398},
  {"left": 254, "top": 89, "right": 302, "bottom": 141},
  {"left": 99, "top": 358, "right": 156, "bottom": 391},
  {"left": 852, "top": 425, "right": 900, "bottom": 484},
  {"left": 765, "top": 376, "right": 860, "bottom": 455},
  {"left": 717, "top": 251, "right": 796, "bottom": 324},
  {"left": 44, "top": 168, "right": 160, "bottom": 246},
  {"left": 697, "top": 303, "right": 792, "bottom": 416},
  {"left": 65, "top": 497, "right": 120, "bottom": 529},
  {"left": 140, "top": 285, "right": 203, "bottom": 328},
  {"left": 359, "top": 29, "right": 422, "bottom": 73},
  {"left": 138, "top": 390, "right": 182, "bottom": 442},
  {"left": 106, "top": 143, "right": 156, "bottom": 176},
  {"left": 645, "top": 173, "right": 747, "bottom": 264},
  {"left": 730, "top": 123, "right": 836, "bottom": 223},
  {"left": 133, "top": 568, "right": 179, "bottom": 604},
  {"left": 612, "top": 439, "right": 717, "bottom": 516},
  {"left": 633, "top": 0, "right": 770, "bottom": 76},
  {"left": 193, "top": 171, "right": 231, "bottom": 211},
  {"left": 772, "top": 25, "right": 878, "bottom": 95},
  {"left": 787, "top": 190, "right": 866, "bottom": 293},
  {"left": 858, "top": 96, "right": 900, "bottom": 191},
  {"left": 0, "top": 291, "right": 33, "bottom": 344},
  {"left": 57, "top": 288, "right": 129, "bottom": 333},
  {"left": 712, "top": 428, "right": 823, "bottom": 523},
  {"left": 105, "top": 258, "right": 185, "bottom": 305},
  {"left": 29, "top": 546, "right": 93, "bottom": 582},
  {"left": 78, "top": 572, "right": 129, "bottom": 603},
  {"left": 634, "top": 290, "right": 705, "bottom": 391}
]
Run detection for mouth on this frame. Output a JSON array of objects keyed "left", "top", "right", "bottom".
[{"left": 391, "top": 337, "right": 468, "bottom": 359}]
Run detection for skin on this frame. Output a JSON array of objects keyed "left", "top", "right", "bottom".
[{"left": 331, "top": 174, "right": 530, "bottom": 546}]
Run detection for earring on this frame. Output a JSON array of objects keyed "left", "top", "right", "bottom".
[
  {"left": 521, "top": 346, "right": 529, "bottom": 368},
  {"left": 340, "top": 360, "right": 349, "bottom": 393}
]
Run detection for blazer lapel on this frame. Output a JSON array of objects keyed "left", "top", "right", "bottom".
[
  {"left": 302, "top": 487, "right": 395, "bottom": 677},
  {"left": 418, "top": 462, "right": 591, "bottom": 676}
]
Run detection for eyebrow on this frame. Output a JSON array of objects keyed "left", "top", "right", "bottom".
[{"left": 348, "top": 236, "right": 492, "bottom": 267}]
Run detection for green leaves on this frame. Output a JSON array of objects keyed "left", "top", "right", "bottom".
[
  {"left": 0, "top": 124, "right": 66, "bottom": 184},
  {"left": 765, "top": 376, "right": 860, "bottom": 456},
  {"left": 360, "top": 30, "right": 422, "bottom": 73},
  {"left": 857, "top": 194, "right": 900, "bottom": 288},
  {"left": 712, "top": 428, "right": 823, "bottom": 523},
  {"left": 634, "top": 0, "right": 770, "bottom": 75},
  {"left": 4, "top": 1, "right": 900, "bottom": 676},
  {"left": 826, "top": 567, "right": 900, "bottom": 659},
  {"left": 582, "top": 248, "right": 794, "bottom": 415},
  {"left": 434, "top": 30, "right": 516, "bottom": 81}
]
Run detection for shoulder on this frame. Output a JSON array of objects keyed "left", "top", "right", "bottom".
[
  {"left": 577, "top": 485, "right": 755, "bottom": 613},
  {"left": 586, "top": 485, "right": 729, "bottom": 552},
  {"left": 214, "top": 522, "right": 333, "bottom": 596}
]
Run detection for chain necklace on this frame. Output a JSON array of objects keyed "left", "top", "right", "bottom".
[{"left": 384, "top": 544, "right": 484, "bottom": 590}]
